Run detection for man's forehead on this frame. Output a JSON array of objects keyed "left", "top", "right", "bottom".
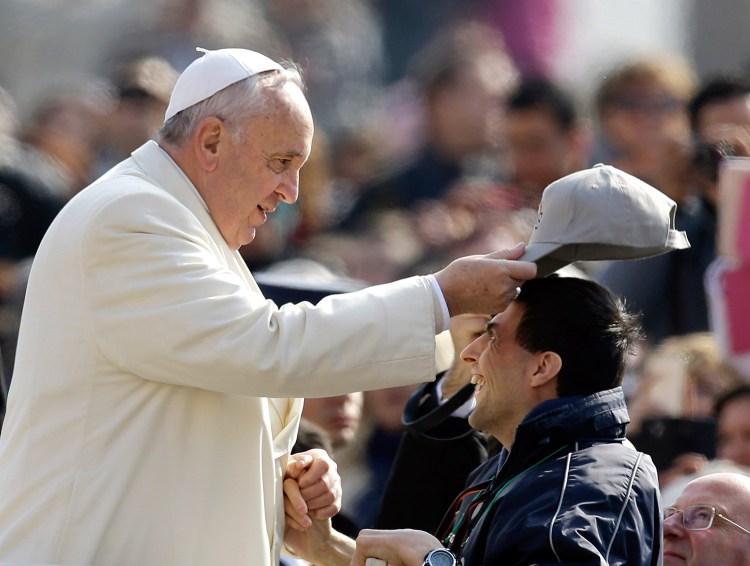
[
  {"left": 679, "top": 478, "right": 750, "bottom": 514},
  {"left": 488, "top": 303, "right": 523, "bottom": 333}
]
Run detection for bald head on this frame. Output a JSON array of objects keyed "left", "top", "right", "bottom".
[
  {"left": 664, "top": 473, "right": 750, "bottom": 565},
  {"left": 687, "top": 472, "right": 750, "bottom": 496}
]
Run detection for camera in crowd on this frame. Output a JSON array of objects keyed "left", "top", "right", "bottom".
[{"left": 692, "top": 139, "right": 737, "bottom": 182}]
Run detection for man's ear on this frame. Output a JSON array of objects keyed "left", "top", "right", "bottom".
[
  {"left": 529, "top": 351, "right": 562, "bottom": 389},
  {"left": 193, "top": 117, "right": 225, "bottom": 172}
]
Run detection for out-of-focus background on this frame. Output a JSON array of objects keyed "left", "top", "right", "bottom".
[{"left": 1, "top": 0, "right": 747, "bottom": 121}]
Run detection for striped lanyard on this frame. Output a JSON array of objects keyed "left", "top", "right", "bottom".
[{"left": 442, "top": 444, "right": 570, "bottom": 555}]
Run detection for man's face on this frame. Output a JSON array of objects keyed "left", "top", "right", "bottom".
[
  {"left": 602, "top": 82, "right": 689, "bottom": 153},
  {"left": 204, "top": 83, "right": 313, "bottom": 250},
  {"left": 695, "top": 94, "right": 750, "bottom": 134},
  {"left": 663, "top": 476, "right": 750, "bottom": 565},
  {"left": 505, "top": 107, "right": 576, "bottom": 201},
  {"left": 462, "top": 302, "right": 538, "bottom": 443},
  {"left": 301, "top": 392, "right": 364, "bottom": 449},
  {"left": 717, "top": 395, "right": 750, "bottom": 468},
  {"left": 429, "top": 56, "right": 511, "bottom": 158}
]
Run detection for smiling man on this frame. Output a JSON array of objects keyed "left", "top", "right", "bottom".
[
  {"left": 0, "top": 48, "right": 536, "bottom": 566},
  {"left": 284, "top": 276, "right": 664, "bottom": 566},
  {"left": 664, "top": 472, "right": 750, "bottom": 565},
  {"left": 352, "top": 276, "right": 663, "bottom": 566}
]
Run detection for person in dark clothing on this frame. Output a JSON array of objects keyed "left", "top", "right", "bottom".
[
  {"left": 339, "top": 22, "right": 518, "bottom": 229},
  {"left": 284, "top": 276, "right": 663, "bottom": 566},
  {"left": 597, "top": 75, "right": 750, "bottom": 346},
  {"left": 504, "top": 77, "right": 590, "bottom": 207}
]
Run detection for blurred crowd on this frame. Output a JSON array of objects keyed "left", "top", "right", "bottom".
[{"left": 1, "top": 0, "right": 750, "bottom": 541}]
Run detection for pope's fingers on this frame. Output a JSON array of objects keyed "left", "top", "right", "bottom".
[
  {"left": 283, "top": 477, "right": 308, "bottom": 517},
  {"left": 301, "top": 487, "right": 341, "bottom": 513},
  {"left": 484, "top": 242, "right": 526, "bottom": 260},
  {"left": 300, "top": 476, "right": 339, "bottom": 501},
  {"left": 283, "top": 491, "right": 312, "bottom": 531},
  {"left": 297, "top": 454, "right": 335, "bottom": 489},
  {"left": 285, "top": 454, "right": 313, "bottom": 480},
  {"left": 284, "top": 511, "right": 311, "bottom": 531},
  {"left": 308, "top": 502, "right": 341, "bottom": 521}
]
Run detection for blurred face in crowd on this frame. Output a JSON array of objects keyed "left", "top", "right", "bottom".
[
  {"left": 26, "top": 97, "right": 106, "bottom": 191},
  {"left": 302, "top": 392, "right": 364, "bottom": 449},
  {"left": 694, "top": 94, "right": 750, "bottom": 135},
  {"left": 692, "top": 94, "right": 750, "bottom": 204},
  {"left": 716, "top": 394, "right": 750, "bottom": 468},
  {"left": 199, "top": 82, "right": 313, "bottom": 250},
  {"left": 505, "top": 106, "right": 580, "bottom": 200},
  {"left": 364, "top": 384, "right": 420, "bottom": 433},
  {"left": 663, "top": 474, "right": 750, "bottom": 565},
  {"left": 429, "top": 56, "right": 510, "bottom": 160},
  {"left": 112, "top": 93, "right": 169, "bottom": 154},
  {"left": 601, "top": 80, "right": 690, "bottom": 154}
]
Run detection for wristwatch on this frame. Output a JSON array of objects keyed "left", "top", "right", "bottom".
[{"left": 422, "top": 548, "right": 457, "bottom": 566}]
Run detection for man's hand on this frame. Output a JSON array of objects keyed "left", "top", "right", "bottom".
[
  {"left": 351, "top": 529, "right": 443, "bottom": 566},
  {"left": 285, "top": 518, "right": 356, "bottom": 566},
  {"left": 433, "top": 243, "right": 536, "bottom": 317},
  {"left": 284, "top": 449, "right": 342, "bottom": 531},
  {"left": 284, "top": 516, "right": 332, "bottom": 562},
  {"left": 440, "top": 313, "right": 490, "bottom": 399}
]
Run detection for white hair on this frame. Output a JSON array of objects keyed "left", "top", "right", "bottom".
[{"left": 158, "top": 64, "right": 304, "bottom": 147}]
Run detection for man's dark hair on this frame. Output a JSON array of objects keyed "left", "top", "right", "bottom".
[
  {"left": 507, "top": 77, "right": 578, "bottom": 131},
  {"left": 714, "top": 384, "right": 750, "bottom": 419},
  {"left": 514, "top": 276, "right": 643, "bottom": 397},
  {"left": 688, "top": 74, "right": 750, "bottom": 132}
]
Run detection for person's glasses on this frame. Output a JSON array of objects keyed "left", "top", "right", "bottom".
[{"left": 664, "top": 505, "right": 750, "bottom": 536}]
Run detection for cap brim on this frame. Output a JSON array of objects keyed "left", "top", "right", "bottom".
[{"left": 519, "top": 243, "right": 571, "bottom": 278}]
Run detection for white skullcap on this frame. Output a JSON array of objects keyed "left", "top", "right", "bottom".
[{"left": 164, "top": 47, "right": 283, "bottom": 122}]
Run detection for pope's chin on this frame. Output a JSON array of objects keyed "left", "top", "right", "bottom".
[{"left": 231, "top": 226, "right": 256, "bottom": 250}]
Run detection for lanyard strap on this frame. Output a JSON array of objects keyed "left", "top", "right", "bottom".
[{"left": 442, "top": 444, "right": 570, "bottom": 552}]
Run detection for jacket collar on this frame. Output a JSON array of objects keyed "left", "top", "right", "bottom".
[
  {"left": 521, "top": 386, "right": 630, "bottom": 440},
  {"left": 498, "top": 387, "right": 630, "bottom": 479}
]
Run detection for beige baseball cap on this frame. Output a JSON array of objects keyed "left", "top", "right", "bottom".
[
  {"left": 520, "top": 164, "right": 690, "bottom": 277},
  {"left": 164, "top": 47, "right": 283, "bottom": 122}
]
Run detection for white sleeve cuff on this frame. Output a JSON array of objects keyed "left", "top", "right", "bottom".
[
  {"left": 426, "top": 274, "right": 451, "bottom": 334},
  {"left": 435, "top": 378, "right": 476, "bottom": 418}
]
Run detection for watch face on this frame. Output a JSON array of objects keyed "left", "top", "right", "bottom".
[{"left": 427, "top": 548, "right": 456, "bottom": 566}]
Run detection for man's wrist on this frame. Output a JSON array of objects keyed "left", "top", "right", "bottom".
[
  {"left": 308, "top": 529, "right": 356, "bottom": 566},
  {"left": 423, "top": 547, "right": 457, "bottom": 566}
]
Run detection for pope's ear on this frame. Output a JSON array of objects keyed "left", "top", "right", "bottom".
[
  {"left": 529, "top": 351, "right": 562, "bottom": 389},
  {"left": 193, "top": 117, "right": 225, "bottom": 172}
]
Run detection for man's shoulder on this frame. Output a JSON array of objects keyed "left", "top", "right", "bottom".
[
  {"left": 563, "top": 440, "right": 660, "bottom": 499},
  {"left": 504, "top": 440, "right": 659, "bottom": 506}
]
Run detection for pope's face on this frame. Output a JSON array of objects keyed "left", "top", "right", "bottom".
[{"left": 205, "top": 82, "right": 313, "bottom": 250}]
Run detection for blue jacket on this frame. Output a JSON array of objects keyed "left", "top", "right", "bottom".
[{"left": 377, "top": 385, "right": 662, "bottom": 566}]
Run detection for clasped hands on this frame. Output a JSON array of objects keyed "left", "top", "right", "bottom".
[{"left": 283, "top": 448, "right": 344, "bottom": 561}]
